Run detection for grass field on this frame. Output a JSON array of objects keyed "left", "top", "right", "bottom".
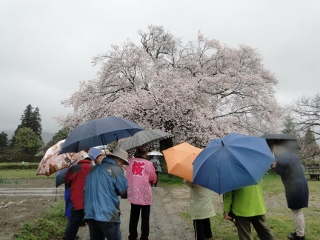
[
  {"left": 209, "top": 172, "right": 320, "bottom": 239},
  {"left": 0, "top": 169, "right": 54, "bottom": 178}
]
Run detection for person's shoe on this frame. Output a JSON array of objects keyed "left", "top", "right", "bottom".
[{"left": 287, "top": 232, "right": 305, "bottom": 240}]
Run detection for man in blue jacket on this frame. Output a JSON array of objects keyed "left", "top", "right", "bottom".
[{"left": 84, "top": 148, "right": 128, "bottom": 240}]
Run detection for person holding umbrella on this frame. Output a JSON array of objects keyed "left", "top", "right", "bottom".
[
  {"left": 150, "top": 155, "right": 162, "bottom": 187},
  {"left": 271, "top": 143, "right": 308, "bottom": 240},
  {"left": 223, "top": 181, "right": 275, "bottom": 240},
  {"left": 185, "top": 180, "right": 215, "bottom": 240},
  {"left": 64, "top": 151, "right": 94, "bottom": 240},
  {"left": 84, "top": 148, "right": 129, "bottom": 240},
  {"left": 88, "top": 147, "right": 105, "bottom": 165},
  {"left": 126, "top": 146, "right": 157, "bottom": 240}
]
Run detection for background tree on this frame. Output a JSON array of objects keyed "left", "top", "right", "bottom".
[
  {"left": 281, "top": 116, "right": 299, "bottom": 138},
  {"left": 11, "top": 104, "right": 43, "bottom": 147},
  {"left": 0, "top": 131, "right": 8, "bottom": 148},
  {"left": 0, "top": 131, "right": 9, "bottom": 159},
  {"left": 56, "top": 25, "right": 282, "bottom": 147},
  {"left": 31, "top": 107, "right": 42, "bottom": 139},
  {"left": 301, "top": 127, "right": 320, "bottom": 161},
  {"left": 14, "top": 127, "right": 42, "bottom": 155},
  {"left": 294, "top": 93, "right": 320, "bottom": 141}
]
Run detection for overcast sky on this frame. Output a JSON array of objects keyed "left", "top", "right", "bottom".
[{"left": 1, "top": 0, "right": 319, "bottom": 134}]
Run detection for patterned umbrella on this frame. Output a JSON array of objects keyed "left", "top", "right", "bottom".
[
  {"left": 120, "top": 129, "right": 174, "bottom": 151},
  {"left": 36, "top": 139, "right": 77, "bottom": 176}
]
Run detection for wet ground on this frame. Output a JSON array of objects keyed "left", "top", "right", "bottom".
[
  {"left": 0, "top": 187, "right": 64, "bottom": 197},
  {"left": 0, "top": 178, "right": 197, "bottom": 240}
]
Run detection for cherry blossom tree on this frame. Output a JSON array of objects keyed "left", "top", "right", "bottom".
[{"left": 57, "top": 25, "right": 282, "bottom": 147}]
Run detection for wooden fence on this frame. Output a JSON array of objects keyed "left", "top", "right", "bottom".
[{"left": 304, "top": 166, "right": 320, "bottom": 180}]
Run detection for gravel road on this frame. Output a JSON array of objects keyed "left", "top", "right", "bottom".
[{"left": 78, "top": 185, "right": 195, "bottom": 240}]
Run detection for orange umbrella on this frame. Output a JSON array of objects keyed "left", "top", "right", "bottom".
[{"left": 162, "top": 142, "right": 202, "bottom": 182}]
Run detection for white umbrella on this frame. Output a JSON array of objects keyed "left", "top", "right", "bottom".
[{"left": 148, "top": 151, "right": 163, "bottom": 156}]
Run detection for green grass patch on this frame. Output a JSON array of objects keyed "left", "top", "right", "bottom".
[
  {"left": 0, "top": 169, "right": 53, "bottom": 178},
  {"left": 181, "top": 173, "right": 320, "bottom": 240},
  {"left": 0, "top": 162, "right": 39, "bottom": 170},
  {"left": 0, "top": 178, "right": 23, "bottom": 184},
  {"left": 13, "top": 201, "right": 67, "bottom": 240},
  {"left": 157, "top": 172, "right": 185, "bottom": 185}
]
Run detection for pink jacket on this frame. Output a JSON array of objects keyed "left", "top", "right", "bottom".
[{"left": 126, "top": 158, "right": 157, "bottom": 205}]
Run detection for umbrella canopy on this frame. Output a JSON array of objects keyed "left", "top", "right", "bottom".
[
  {"left": 193, "top": 133, "right": 274, "bottom": 194},
  {"left": 55, "top": 167, "right": 68, "bottom": 188},
  {"left": 163, "top": 142, "right": 202, "bottom": 182},
  {"left": 36, "top": 139, "right": 76, "bottom": 176},
  {"left": 55, "top": 150, "right": 90, "bottom": 187},
  {"left": 261, "top": 133, "right": 301, "bottom": 151},
  {"left": 59, "top": 116, "right": 143, "bottom": 154},
  {"left": 147, "top": 151, "right": 163, "bottom": 156},
  {"left": 120, "top": 129, "right": 174, "bottom": 151}
]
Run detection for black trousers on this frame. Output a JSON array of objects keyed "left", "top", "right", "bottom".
[
  {"left": 65, "top": 209, "right": 83, "bottom": 240},
  {"left": 128, "top": 204, "right": 150, "bottom": 240},
  {"left": 193, "top": 218, "right": 212, "bottom": 240},
  {"left": 235, "top": 215, "right": 274, "bottom": 240}
]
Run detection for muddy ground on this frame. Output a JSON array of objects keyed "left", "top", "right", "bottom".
[
  {"left": 0, "top": 178, "right": 200, "bottom": 240},
  {"left": 1, "top": 178, "right": 319, "bottom": 240}
]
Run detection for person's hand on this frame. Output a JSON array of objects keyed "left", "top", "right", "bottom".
[{"left": 224, "top": 212, "right": 232, "bottom": 220}]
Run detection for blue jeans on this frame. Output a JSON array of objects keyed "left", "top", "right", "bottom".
[
  {"left": 87, "top": 220, "right": 121, "bottom": 240},
  {"left": 65, "top": 210, "right": 83, "bottom": 240}
]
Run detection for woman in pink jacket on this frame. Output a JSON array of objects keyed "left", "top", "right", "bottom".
[{"left": 126, "top": 146, "right": 157, "bottom": 240}]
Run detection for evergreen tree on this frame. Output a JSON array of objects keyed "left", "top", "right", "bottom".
[
  {"left": 302, "top": 127, "right": 320, "bottom": 161},
  {"left": 31, "top": 107, "right": 42, "bottom": 140},
  {"left": 0, "top": 131, "right": 8, "bottom": 148},
  {"left": 281, "top": 116, "right": 298, "bottom": 138},
  {"left": 11, "top": 104, "right": 43, "bottom": 147},
  {"left": 20, "top": 104, "right": 34, "bottom": 128}
]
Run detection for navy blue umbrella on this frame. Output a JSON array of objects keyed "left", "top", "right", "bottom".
[
  {"left": 59, "top": 116, "right": 143, "bottom": 154},
  {"left": 55, "top": 167, "right": 68, "bottom": 188},
  {"left": 261, "top": 133, "right": 301, "bottom": 151},
  {"left": 193, "top": 133, "right": 274, "bottom": 194}
]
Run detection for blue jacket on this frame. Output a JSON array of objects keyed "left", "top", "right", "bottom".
[{"left": 84, "top": 158, "right": 128, "bottom": 222}]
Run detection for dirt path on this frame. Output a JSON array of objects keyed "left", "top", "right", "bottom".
[
  {"left": 0, "top": 178, "right": 202, "bottom": 240},
  {"left": 78, "top": 185, "right": 196, "bottom": 240}
]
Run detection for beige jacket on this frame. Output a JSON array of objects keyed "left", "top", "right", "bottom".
[{"left": 189, "top": 184, "right": 216, "bottom": 220}]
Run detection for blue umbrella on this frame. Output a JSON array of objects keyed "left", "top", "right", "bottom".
[
  {"left": 59, "top": 116, "right": 143, "bottom": 154},
  {"left": 55, "top": 167, "right": 68, "bottom": 188},
  {"left": 193, "top": 132, "right": 274, "bottom": 194}
]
